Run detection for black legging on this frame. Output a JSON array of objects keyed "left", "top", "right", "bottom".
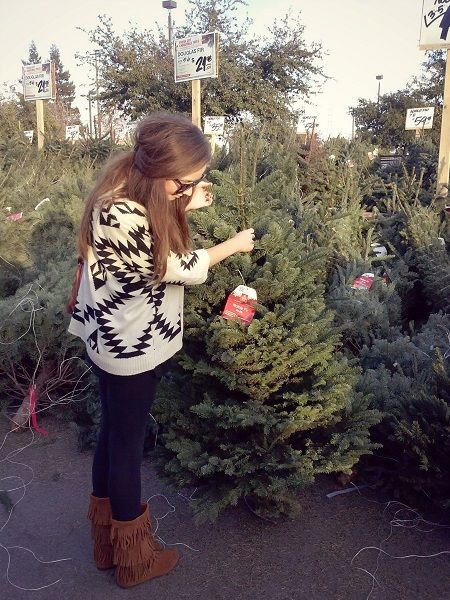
[{"left": 91, "top": 365, "right": 162, "bottom": 521}]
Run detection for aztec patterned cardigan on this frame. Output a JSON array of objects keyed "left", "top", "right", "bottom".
[{"left": 68, "top": 199, "right": 210, "bottom": 376}]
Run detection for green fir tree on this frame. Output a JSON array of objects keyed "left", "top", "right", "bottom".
[{"left": 152, "top": 126, "right": 380, "bottom": 522}]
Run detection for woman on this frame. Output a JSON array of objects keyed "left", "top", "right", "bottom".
[{"left": 68, "top": 113, "right": 254, "bottom": 588}]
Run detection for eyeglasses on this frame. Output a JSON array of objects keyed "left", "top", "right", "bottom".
[{"left": 172, "top": 174, "right": 205, "bottom": 194}]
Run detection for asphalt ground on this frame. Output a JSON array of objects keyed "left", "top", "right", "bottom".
[{"left": 1, "top": 415, "right": 449, "bottom": 600}]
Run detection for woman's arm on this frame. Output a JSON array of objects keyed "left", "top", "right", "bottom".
[{"left": 206, "top": 229, "right": 255, "bottom": 266}]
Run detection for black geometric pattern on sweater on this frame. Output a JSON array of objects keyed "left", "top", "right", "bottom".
[
  {"left": 90, "top": 261, "right": 108, "bottom": 290},
  {"left": 71, "top": 302, "right": 84, "bottom": 324},
  {"left": 132, "top": 320, "right": 154, "bottom": 352},
  {"left": 95, "top": 313, "right": 153, "bottom": 359},
  {"left": 113, "top": 202, "right": 147, "bottom": 217},
  {"left": 95, "top": 227, "right": 153, "bottom": 270},
  {"left": 163, "top": 280, "right": 185, "bottom": 286},
  {"left": 152, "top": 284, "right": 166, "bottom": 308},
  {"left": 152, "top": 312, "right": 182, "bottom": 341},
  {"left": 95, "top": 292, "right": 126, "bottom": 316},
  {"left": 87, "top": 328, "right": 99, "bottom": 352},
  {"left": 94, "top": 233, "right": 154, "bottom": 282},
  {"left": 176, "top": 251, "right": 200, "bottom": 271},
  {"left": 83, "top": 303, "right": 96, "bottom": 323},
  {"left": 99, "top": 210, "right": 120, "bottom": 228}
]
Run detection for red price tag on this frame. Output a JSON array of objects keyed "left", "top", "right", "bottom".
[
  {"left": 351, "top": 273, "right": 375, "bottom": 290},
  {"left": 222, "top": 285, "right": 257, "bottom": 325}
]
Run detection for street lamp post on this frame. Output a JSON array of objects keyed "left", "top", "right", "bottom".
[
  {"left": 162, "top": 1, "right": 177, "bottom": 54},
  {"left": 376, "top": 74, "right": 383, "bottom": 104}
]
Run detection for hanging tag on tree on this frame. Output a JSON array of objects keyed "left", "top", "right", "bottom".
[
  {"left": 222, "top": 285, "right": 257, "bottom": 325},
  {"left": 351, "top": 273, "right": 375, "bottom": 290}
]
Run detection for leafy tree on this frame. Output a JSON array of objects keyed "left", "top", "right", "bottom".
[
  {"left": 49, "top": 45, "right": 76, "bottom": 110},
  {"left": 351, "top": 51, "right": 445, "bottom": 150},
  {"left": 79, "top": 0, "right": 325, "bottom": 122},
  {"left": 49, "top": 45, "right": 79, "bottom": 131},
  {"left": 351, "top": 89, "right": 437, "bottom": 149},
  {"left": 413, "top": 49, "right": 446, "bottom": 104},
  {"left": 24, "top": 40, "right": 41, "bottom": 65}
]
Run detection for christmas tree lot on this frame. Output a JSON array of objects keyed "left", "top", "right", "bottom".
[{"left": 2, "top": 123, "right": 450, "bottom": 521}]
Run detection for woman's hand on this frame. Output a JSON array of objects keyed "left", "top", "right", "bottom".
[
  {"left": 185, "top": 182, "right": 214, "bottom": 211},
  {"left": 232, "top": 228, "right": 255, "bottom": 253}
]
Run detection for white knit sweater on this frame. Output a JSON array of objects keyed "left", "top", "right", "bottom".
[{"left": 68, "top": 199, "right": 210, "bottom": 375}]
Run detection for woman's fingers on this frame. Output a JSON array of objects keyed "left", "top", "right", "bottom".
[{"left": 197, "top": 181, "right": 212, "bottom": 190}]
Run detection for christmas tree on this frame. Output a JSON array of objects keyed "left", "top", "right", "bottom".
[{"left": 152, "top": 125, "right": 380, "bottom": 522}]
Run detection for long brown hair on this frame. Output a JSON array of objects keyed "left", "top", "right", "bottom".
[{"left": 78, "top": 113, "right": 211, "bottom": 281}]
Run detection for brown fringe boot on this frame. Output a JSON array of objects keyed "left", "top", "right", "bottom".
[
  {"left": 110, "top": 502, "right": 179, "bottom": 588},
  {"left": 87, "top": 494, "right": 115, "bottom": 570}
]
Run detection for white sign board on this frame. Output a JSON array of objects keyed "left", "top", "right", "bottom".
[
  {"left": 66, "top": 125, "right": 81, "bottom": 141},
  {"left": 174, "top": 32, "right": 219, "bottom": 83},
  {"left": 22, "top": 62, "right": 56, "bottom": 101},
  {"left": 204, "top": 116, "right": 225, "bottom": 135},
  {"left": 420, "top": 0, "right": 450, "bottom": 49},
  {"left": 23, "top": 130, "right": 34, "bottom": 143},
  {"left": 405, "top": 107, "right": 435, "bottom": 130}
]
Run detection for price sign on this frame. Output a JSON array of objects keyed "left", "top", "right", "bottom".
[
  {"left": 174, "top": 32, "right": 219, "bottom": 82},
  {"left": 22, "top": 62, "right": 56, "bottom": 101},
  {"left": 405, "top": 107, "right": 435, "bottom": 130},
  {"left": 420, "top": 0, "right": 450, "bottom": 49},
  {"left": 66, "top": 125, "right": 81, "bottom": 141},
  {"left": 204, "top": 116, "right": 225, "bottom": 135}
]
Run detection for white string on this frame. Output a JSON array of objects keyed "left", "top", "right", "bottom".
[
  {"left": 146, "top": 493, "right": 200, "bottom": 552},
  {"left": 0, "top": 284, "right": 81, "bottom": 591},
  {"left": 349, "top": 484, "right": 450, "bottom": 600},
  {"left": 0, "top": 543, "right": 71, "bottom": 591},
  {"left": 148, "top": 412, "right": 159, "bottom": 448},
  {"left": 236, "top": 269, "right": 247, "bottom": 286},
  {"left": 0, "top": 424, "right": 74, "bottom": 591}
]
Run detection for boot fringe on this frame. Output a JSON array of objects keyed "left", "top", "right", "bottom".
[
  {"left": 91, "top": 523, "right": 111, "bottom": 544},
  {"left": 87, "top": 495, "right": 114, "bottom": 569},
  {"left": 87, "top": 496, "right": 112, "bottom": 527},
  {"left": 110, "top": 504, "right": 179, "bottom": 586},
  {"left": 114, "top": 542, "right": 157, "bottom": 569},
  {"left": 116, "top": 559, "right": 159, "bottom": 588},
  {"left": 94, "top": 544, "right": 115, "bottom": 570}
]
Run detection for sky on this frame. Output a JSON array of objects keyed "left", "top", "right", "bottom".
[{"left": 0, "top": 0, "right": 428, "bottom": 139}]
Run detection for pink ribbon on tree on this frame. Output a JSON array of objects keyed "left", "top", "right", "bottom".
[{"left": 29, "top": 385, "right": 48, "bottom": 436}]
